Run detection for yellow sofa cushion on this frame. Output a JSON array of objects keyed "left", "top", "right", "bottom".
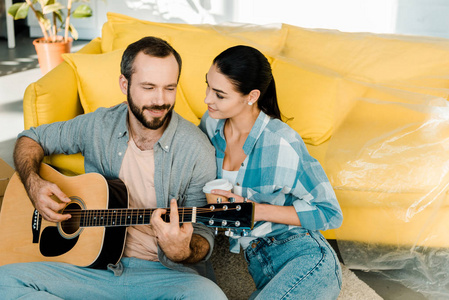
[
  {"left": 272, "top": 57, "right": 366, "bottom": 145},
  {"left": 102, "top": 13, "right": 287, "bottom": 56},
  {"left": 101, "top": 13, "right": 285, "bottom": 119},
  {"left": 282, "top": 24, "right": 449, "bottom": 98},
  {"left": 202, "top": 23, "right": 288, "bottom": 57},
  {"left": 62, "top": 49, "right": 199, "bottom": 124},
  {"left": 63, "top": 49, "right": 125, "bottom": 113}
]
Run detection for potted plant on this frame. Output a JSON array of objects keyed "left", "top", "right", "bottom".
[{"left": 8, "top": 0, "right": 93, "bottom": 74}]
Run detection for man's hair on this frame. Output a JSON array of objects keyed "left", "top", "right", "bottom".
[{"left": 120, "top": 36, "right": 182, "bottom": 82}]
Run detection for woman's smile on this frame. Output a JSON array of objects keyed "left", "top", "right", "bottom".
[{"left": 208, "top": 106, "right": 218, "bottom": 113}]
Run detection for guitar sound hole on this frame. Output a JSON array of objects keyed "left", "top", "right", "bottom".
[{"left": 60, "top": 202, "right": 81, "bottom": 235}]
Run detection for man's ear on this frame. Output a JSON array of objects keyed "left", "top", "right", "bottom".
[
  {"left": 119, "top": 74, "right": 128, "bottom": 96},
  {"left": 248, "top": 89, "right": 261, "bottom": 106}
]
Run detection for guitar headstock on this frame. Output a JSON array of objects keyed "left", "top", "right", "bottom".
[{"left": 196, "top": 203, "right": 254, "bottom": 230}]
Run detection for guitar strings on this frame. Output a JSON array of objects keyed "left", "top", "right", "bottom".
[
  {"left": 58, "top": 217, "right": 243, "bottom": 225},
  {"left": 57, "top": 217, "right": 245, "bottom": 227},
  {"left": 61, "top": 208, "right": 241, "bottom": 215},
  {"left": 54, "top": 207, "right": 245, "bottom": 226}
]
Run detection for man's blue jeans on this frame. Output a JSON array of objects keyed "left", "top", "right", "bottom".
[
  {"left": 244, "top": 229, "right": 342, "bottom": 300},
  {"left": 0, "top": 257, "right": 227, "bottom": 299}
]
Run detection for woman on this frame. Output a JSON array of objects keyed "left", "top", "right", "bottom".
[{"left": 199, "top": 45, "right": 343, "bottom": 300}]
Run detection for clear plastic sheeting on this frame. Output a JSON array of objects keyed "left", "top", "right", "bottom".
[
  {"left": 325, "top": 84, "right": 449, "bottom": 299},
  {"left": 338, "top": 241, "right": 449, "bottom": 299}
]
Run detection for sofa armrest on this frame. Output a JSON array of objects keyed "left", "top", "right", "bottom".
[
  {"left": 23, "top": 62, "right": 81, "bottom": 129},
  {"left": 23, "top": 38, "right": 102, "bottom": 129}
]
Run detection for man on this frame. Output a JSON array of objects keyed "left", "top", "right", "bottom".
[{"left": 0, "top": 37, "right": 227, "bottom": 299}]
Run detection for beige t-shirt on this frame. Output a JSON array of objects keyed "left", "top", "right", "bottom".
[{"left": 119, "top": 136, "right": 159, "bottom": 261}]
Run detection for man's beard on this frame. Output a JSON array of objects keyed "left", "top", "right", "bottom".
[{"left": 127, "top": 88, "right": 174, "bottom": 130}]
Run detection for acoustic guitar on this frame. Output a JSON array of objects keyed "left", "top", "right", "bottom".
[{"left": 0, "top": 164, "right": 254, "bottom": 269}]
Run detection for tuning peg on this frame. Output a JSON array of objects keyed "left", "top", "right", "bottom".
[
  {"left": 225, "top": 228, "right": 234, "bottom": 237},
  {"left": 229, "top": 197, "right": 236, "bottom": 203},
  {"left": 241, "top": 230, "right": 249, "bottom": 237},
  {"left": 214, "top": 228, "right": 218, "bottom": 236},
  {"left": 216, "top": 197, "right": 222, "bottom": 204}
]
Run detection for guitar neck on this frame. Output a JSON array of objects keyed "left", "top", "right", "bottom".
[{"left": 71, "top": 207, "right": 197, "bottom": 228}]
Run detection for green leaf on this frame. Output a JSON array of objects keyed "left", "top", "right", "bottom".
[
  {"left": 69, "top": 24, "right": 79, "bottom": 40},
  {"left": 37, "top": 0, "right": 50, "bottom": 7},
  {"left": 43, "top": 3, "right": 65, "bottom": 14},
  {"left": 72, "top": 4, "right": 92, "bottom": 18},
  {"left": 16, "top": 4, "right": 30, "bottom": 19},
  {"left": 35, "top": 11, "right": 46, "bottom": 23},
  {"left": 7, "top": 3, "right": 23, "bottom": 16},
  {"left": 8, "top": 3, "right": 29, "bottom": 20},
  {"left": 54, "top": 10, "right": 64, "bottom": 24}
]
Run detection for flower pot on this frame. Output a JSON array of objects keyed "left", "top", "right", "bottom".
[{"left": 33, "top": 37, "right": 73, "bottom": 75}]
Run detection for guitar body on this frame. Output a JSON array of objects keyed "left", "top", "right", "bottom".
[
  {"left": 0, "top": 164, "right": 128, "bottom": 269},
  {"left": 0, "top": 164, "right": 255, "bottom": 269}
]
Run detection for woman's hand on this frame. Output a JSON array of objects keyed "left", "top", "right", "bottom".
[
  {"left": 211, "top": 190, "right": 257, "bottom": 205},
  {"left": 210, "top": 189, "right": 252, "bottom": 203},
  {"left": 210, "top": 189, "right": 266, "bottom": 222},
  {"left": 210, "top": 189, "right": 301, "bottom": 225}
]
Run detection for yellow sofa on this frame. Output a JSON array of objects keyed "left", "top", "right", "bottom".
[{"left": 23, "top": 13, "right": 449, "bottom": 291}]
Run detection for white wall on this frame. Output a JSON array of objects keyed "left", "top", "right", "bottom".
[
  {"left": 234, "top": 0, "right": 398, "bottom": 34},
  {"left": 27, "top": 0, "right": 449, "bottom": 40},
  {"left": 395, "top": 0, "right": 449, "bottom": 38}
]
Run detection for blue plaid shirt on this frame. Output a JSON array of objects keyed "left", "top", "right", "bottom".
[{"left": 200, "top": 111, "right": 343, "bottom": 253}]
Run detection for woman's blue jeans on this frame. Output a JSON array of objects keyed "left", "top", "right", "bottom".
[
  {"left": 244, "top": 229, "right": 342, "bottom": 300},
  {"left": 0, "top": 257, "right": 227, "bottom": 299}
]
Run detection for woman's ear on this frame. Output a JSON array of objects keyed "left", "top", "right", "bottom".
[
  {"left": 119, "top": 74, "right": 128, "bottom": 96},
  {"left": 248, "top": 89, "right": 261, "bottom": 106}
]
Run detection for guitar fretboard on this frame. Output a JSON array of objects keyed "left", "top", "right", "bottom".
[{"left": 79, "top": 207, "right": 196, "bottom": 227}]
